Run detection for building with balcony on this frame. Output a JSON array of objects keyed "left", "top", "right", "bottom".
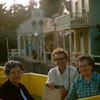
[
  {"left": 55, "top": 0, "right": 100, "bottom": 64},
  {"left": 88, "top": 0, "right": 100, "bottom": 56},
  {"left": 17, "top": 8, "right": 45, "bottom": 59},
  {"left": 43, "top": 18, "right": 57, "bottom": 62}
]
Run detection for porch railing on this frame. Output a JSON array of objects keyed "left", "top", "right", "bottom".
[
  {"left": 8, "top": 49, "right": 24, "bottom": 60},
  {"left": 92, "top": 55, "right": 100, "bottom": 66},
  {"left": 55, "top": 12, "right": 89, "bottom": 31},
  {"left": 70, "top": 13, "right": 89, "bottom": 25}
]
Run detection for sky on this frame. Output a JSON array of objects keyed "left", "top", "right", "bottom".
[{"left": 0, "top": 0, "right": 40, "bottom": 9}]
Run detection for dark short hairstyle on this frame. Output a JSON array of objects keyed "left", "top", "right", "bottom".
[
  {"left": 76, "top": 55, "right": 94, "bottom": 67},
  {"left": 52, "top": 47, "right": 67, "bottom": 62},
  {"left": 4, "top": 60, "right": 24, "bottom": 75}
]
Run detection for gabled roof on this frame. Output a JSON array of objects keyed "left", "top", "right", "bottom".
[
  {"left": 53, "top": 0, "right": 71, "bottom": 17},
  {"left": 62, "top": 0, "right": 71, "bottom": 12}
]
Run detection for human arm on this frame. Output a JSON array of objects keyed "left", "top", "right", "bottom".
[
  {"left": 60, "top": 87, "right": 69, "bottom": 100},
  {"left": 46, "top": 69, "right": 55, "bottom": 89}
]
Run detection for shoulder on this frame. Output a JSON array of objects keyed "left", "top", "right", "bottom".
[
  {"left": 48, "top": 67, "right": 58, "bottom": 73},
  {"left": 94, "top": 71, "right": 100, "bottom": 76},
  {"left": 19, "top": 83, "right": 26, "bottom": 88},
  {"left": 19, "top": 83, "right": 28, "bottom": 91},
  {"left": 72, "top": 75, "right": 81, "bottom": 84},
  {"left": 93, "top": 71, "right": 100, "bottom": 79},
  {"left": 69, "top": 66, "right": 78, "bottom": 72},
  {"left": 0, "top": 80, "right": 11, "bottom": 93},
  {"left": 1, "top": 80, "right": 10, "bottom": 88},
  {"left": 69, "top": 75, "right": 82, "bottom": 92}
]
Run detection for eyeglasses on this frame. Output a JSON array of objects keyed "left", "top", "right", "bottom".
[
  {"left": 54, "top": 57, "right": 66, "bottom": 61},
  {"left": 78, "top": 64, "right": 89, "bottom": 69},
  {"left": 10, "top": 70, "right": 23, "bottom": 75}
]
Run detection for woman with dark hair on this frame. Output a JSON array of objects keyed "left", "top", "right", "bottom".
[
  {"left": 66, "top": 55, "right": 100, "bottom": 100},
  {"left": 0, "top": 60, "right": 35, "bottom": 100}
]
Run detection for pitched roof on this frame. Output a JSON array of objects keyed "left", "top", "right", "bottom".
[{"left": 62, "top": 0, "right": 71, "bottom": 12}]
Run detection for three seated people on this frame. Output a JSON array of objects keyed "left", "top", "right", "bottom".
[{"left": 0, "top": 48, "right": 100, "bottom": 100}]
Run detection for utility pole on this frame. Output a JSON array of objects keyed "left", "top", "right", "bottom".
[
  {"left": 43, "top": 33, "right": 46, "bottom": 62},
  {"left": 69, "top": 27, "right": 72, "bottom": 64}
]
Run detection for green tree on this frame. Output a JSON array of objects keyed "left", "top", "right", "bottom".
[
  {"left": 28, "top": 0, "right": 37, "bottom": 11},
  {"left": 40, "top": 0, "right": 61, "bottom": 17},
  {"left": 0, "top": 3, "right": 8, "bottom": 31},
  {"left": 7, "top": 4, "right": 30, "bottom": 30},
  {"left": 0, "top": 0, "right": 37, "bottom": 31},
  {"left": 6, "top": 0, "right": 37, "bottom": 30}
]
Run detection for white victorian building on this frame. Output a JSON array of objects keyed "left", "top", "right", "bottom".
[{"left": 17, "top": 9, "right": 45, "bottom": 59}]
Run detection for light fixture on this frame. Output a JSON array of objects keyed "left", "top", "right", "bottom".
[{"left": 34, "top": 32, "right": 38, "bottom": 36}]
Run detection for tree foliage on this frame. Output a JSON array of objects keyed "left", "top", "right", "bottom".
[
  {"left": 40, "top": 0, "right": 62, "bottom": 17},
  {"left": 0, "top": 0, "right": 37, "bottom": 31},
  {"left": 28, "top": 0, "right": 37, "bottom": 11},
  {"left": 0, "top": 3, "right": 8, "bottom": 31},
  {"left": 7, "top": 4, "right": 31, "bottom": 30}
]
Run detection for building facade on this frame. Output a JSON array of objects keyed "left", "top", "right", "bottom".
[
  {"left": 55, "top": 0, "right": 100, "bottom": 64},
  {"left": 43, "top": 18, "right": 57, "bottom": 61},
  {"left": 17, "top": 9, "right": 45, "bottom": 59},
  {"left": 55, "top": 0, "right": 90, "bottom": 63}
]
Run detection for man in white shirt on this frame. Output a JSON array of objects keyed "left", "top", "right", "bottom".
[{"left": 46, "top": 47, "right": 79, "bottom": 100}]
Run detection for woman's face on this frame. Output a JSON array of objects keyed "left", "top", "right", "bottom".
[
  {"left": 78, "top": 60, "right": 92, "bottom": 77},
  {"left": 54, "top": 53, "right": 67, "bottom": 70},
  {"left": 8, "top": 66, "right": 23, "bottom": 85}
]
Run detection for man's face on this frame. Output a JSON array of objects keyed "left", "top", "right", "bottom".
[{"left": 54, "top": 53, "right": 66, "bottom": 69}]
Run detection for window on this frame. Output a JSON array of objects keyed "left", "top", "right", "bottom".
[{"left": 34, "top": 12, "right": 41, "bottom": 17}]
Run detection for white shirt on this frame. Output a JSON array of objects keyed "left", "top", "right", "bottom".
[{"left": 46, "top": 65, "right": 79, "bottom": 89}]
